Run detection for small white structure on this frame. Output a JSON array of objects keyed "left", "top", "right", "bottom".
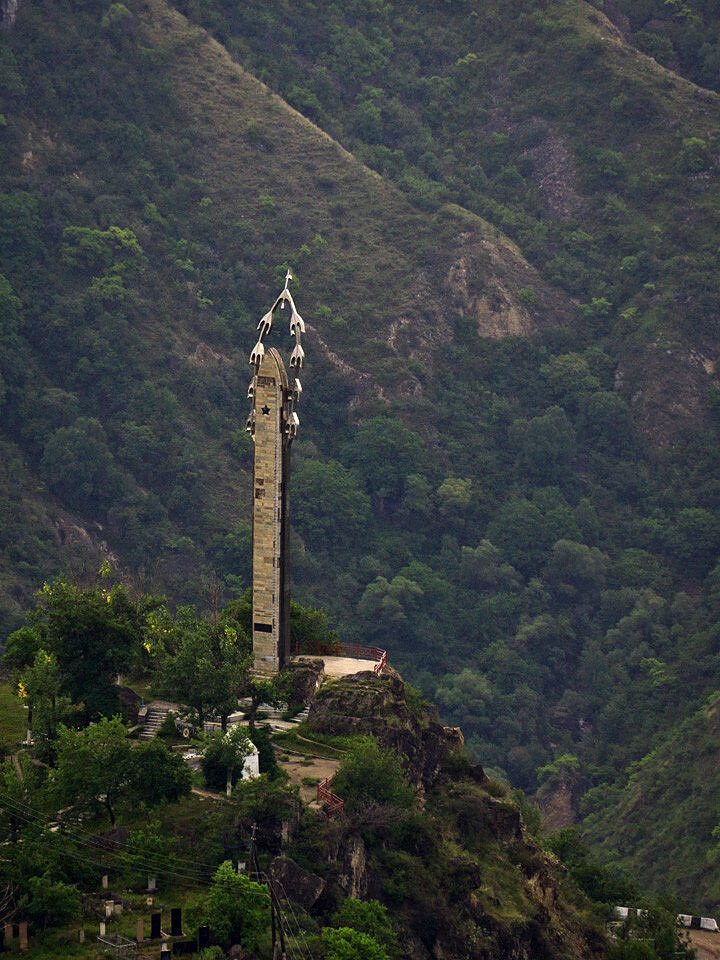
[
  {"left": 630, "top": 909, "right": 719, "bottom": 933},
  {"left": 242, "top": 742, "right": 260, "bottom": 780}
]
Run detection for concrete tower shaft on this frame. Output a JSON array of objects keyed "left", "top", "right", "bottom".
[{"left": 251, "top": 348, "right": 290, "bottom": 675}]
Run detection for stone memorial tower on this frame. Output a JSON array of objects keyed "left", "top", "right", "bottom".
[{"left": 246, "top": 274, "right": 304, "bottom": 676}]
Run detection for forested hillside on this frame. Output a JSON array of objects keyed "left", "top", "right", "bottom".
[{"left": 3, "top": 0, "right": 720, "bottom": 909}]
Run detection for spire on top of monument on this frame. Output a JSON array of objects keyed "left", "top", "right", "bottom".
[{"left": 246, "top": 274, "right": 304, "bottom": 442}]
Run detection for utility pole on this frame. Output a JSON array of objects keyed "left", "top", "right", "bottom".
[{"left": 249, "top": 822, "right": 287, "bottom": 959}]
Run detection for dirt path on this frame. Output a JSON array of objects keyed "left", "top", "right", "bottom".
[
  {"left": 11, "top": 754, "right": 23, "bottom": 782},
  {"left": 276, "top": 749, "right": 341, "bottom": 803},
  {"left": 690, "top": 930, "right": 720, "bottom": 959},
  {"left": 191, "top": 785, "right": 231, "bottom": 803}
]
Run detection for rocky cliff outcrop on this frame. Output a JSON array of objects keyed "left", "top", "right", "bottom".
[
  {"left": 284, "top": 668, "right": 605, "bottom": 960},
  {"left": 0, "top": 0, "right": 19, "bottom": 28},
  {"left": 306, "top": 667, "right": 475, "bottom": 791}
]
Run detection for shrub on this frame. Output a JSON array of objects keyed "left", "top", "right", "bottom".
[{"left": 331, "top": 738, "right": 414, "bottom": 813}]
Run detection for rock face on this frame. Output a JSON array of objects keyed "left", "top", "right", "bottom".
[
  {"left": 306, "top": 668, "right": 476, "bottom": 790},
  {"left": 286, "top": 657, "right": 324, "bottom": 707},
  {"left": 0, "top": 0, "right": 19, "bottom": 28},
  {"left": 269, "top": 856, "right": 324, "bottom": 909},
  {"left": 288, "top": 666, "right": 605, "bottom": 960}
]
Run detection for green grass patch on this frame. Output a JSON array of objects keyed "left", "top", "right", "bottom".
[
  {"left": 272, "top": 724, "right": 365, "bottom": 759},
  {"left": 0, "top": 680, "right": 27, "bottom": 750}
]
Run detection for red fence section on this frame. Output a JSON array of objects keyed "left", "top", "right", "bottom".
[
  {"left": 293, "top": 639, "right": 387, "bottom": 674},
  {"left": 317, "top": 777, "right": 344, "bottom": 816},
  {"left": 374, "top": 649, "right": 387, "bottom": 675}
]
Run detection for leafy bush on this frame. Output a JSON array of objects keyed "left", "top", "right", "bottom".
[{"left": 331, "top": 738, "right": 414, "bottom": 813}]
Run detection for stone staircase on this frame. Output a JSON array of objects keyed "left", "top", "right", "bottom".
[{"left": 139, "top": 701, "right": 174, "bottom": 740}]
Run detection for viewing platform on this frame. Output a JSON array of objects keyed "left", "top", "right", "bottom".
[{"left": 292, "top": 641, "right": 387, "bottom": 678}]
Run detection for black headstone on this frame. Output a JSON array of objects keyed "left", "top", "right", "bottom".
[
  {"left": 0, "top": 927, "right": 5, "bottom": 952},
  {"left": 170, "top": 908, "right": 182, "bottom": 937},
  {"left": 150, "top": 912, "right": 162, "bottom": 939},
  {"left": 198, "top": 926, "right": 211, "bottom": 950}
]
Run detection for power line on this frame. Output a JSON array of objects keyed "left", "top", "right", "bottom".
[
  {"left": 0, "top": 793, "right": 212, "bottom": 887},
  {"left": 0, "top": 787, "right": 224, "bottom": 875}
]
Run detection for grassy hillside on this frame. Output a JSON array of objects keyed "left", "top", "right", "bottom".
[
  {"left": 3, "top": 0, "right": 720, "bottom": 908},
  {"left": 178, "top": 0, "right": 720, "bottom": 438},
  {"left": 582, "top": 692, "right": 720, "bottom": 909}
]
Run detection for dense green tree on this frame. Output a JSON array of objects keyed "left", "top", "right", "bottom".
[
  {"left": 331, "top": 898, "right": 398, "bottom": 955},
  {"left": 293, "top": 458, "right": 372, "bottom": 551},
  {"left": 152, "top": 607, "right": 251, "bottom": 728},
  {"left": 20, "top": 875, "right": 81, "bottom": 931},
  {"left": 15, "top": 649, "right": 72, "bottom": 751},
  {"left": 357, "top": 575, "right": 424, "bottom": 646},
  {"left": 667, "top": 507, "right": 720, "bottom": 578},
  {"left": 54, "top": 717, "right": 133, "bottom": 827},
  {"left": 18, "top": 577, "right": 157, "bottom": 717},
  {"left": 332, "top": 738, "right": 414, "bottom": 812},
  {"left": 122, "top": 821, "right": 177, "bottom": 890},
  {"left": 577, "top": 391, "right": 635, "bottom": 457},
  {"left": 201, "top": 861, "right": 269, "bottom": 949},
  {"left": 321, "top": 926, "right": 390, "bottom": 960},
  {"left": 509, "top": 406, "right": 576, "bottom": 485},
  {"left": 54, "top": 716, "right": 189, "bottom": 826},
  {"left": 201, "top": 725, "right": 253, "bottom": 792},
  {"left": 344, "top": 416, "right": 423, "bottom": 505},
  {"left": 40, "top": 417, "right": 125, "bottom": 514}
]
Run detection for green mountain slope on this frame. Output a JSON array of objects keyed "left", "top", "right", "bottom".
[
  {"left": 178, "top": 0, "right": 720, "bottom": 440},
  {"left": 0, "top": 0, "right": 571, "bottom": 621},
  {"left": 582, "top": 692, "right": 720, "bottom": 909},
  {"left": 3, "top": 0, "right": 720, "bottom": 908}
]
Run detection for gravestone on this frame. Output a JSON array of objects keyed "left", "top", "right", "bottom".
[
  {"left": 102, "top": 875, "right": 108, "bottom": 890},
  {"left": 99, "top": 922, "right": 106, "bottom": 937},
  {"left": 105, "top": 900, "right": 114, "bottom": 918},
  {"left": 198, "top": 927, "right": 210, "bottom": 950},
  {"left": 18, "top": 924, "right": 27, "bottom": 953},
  {"left": 148, "top": 877, "right": 156, "bottom": 891},
  {"left": 150, "top": 912, "right": 161, "bottom": 939},
  {"left": 114, "top": 902, "right": 123, "bottom": 916},
  {"left": 78, "top": 929, "right": 85, "bottom": 944},
  {"left": 170, "top": 908, "right": 182, "bottom": 937},
  {"left": 136, "top": 918, "right": 144, "bottom": 943}
]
